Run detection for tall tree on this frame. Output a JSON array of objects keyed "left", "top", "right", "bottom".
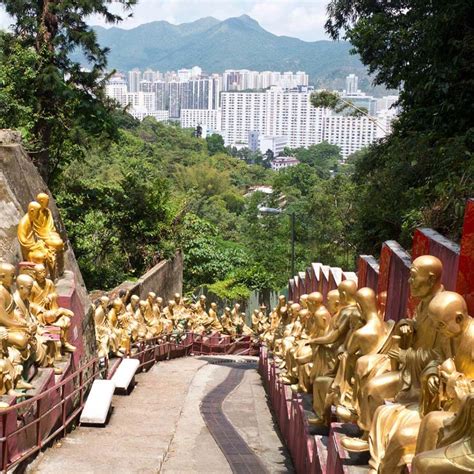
[
  {"left": 325, "top": 0, "right": 474, "bottom": 250},
  {"left": 0, "top": 0, "right": 137, "bottom": 182}
]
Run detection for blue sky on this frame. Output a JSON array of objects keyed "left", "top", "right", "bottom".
[{"left": 0, "top": 1, "right": 330, "bottom": 42}]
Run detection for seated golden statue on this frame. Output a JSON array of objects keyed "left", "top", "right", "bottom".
[
  {"left": 0, "top": 325, "right": 24, "bottom": 398},
  {"left": 306, "top": 280, "right": 361, "bottom": 425},
  {"left": 221, "top": 307, "right": 235, "bottom": 336},
  {"left": 207, "top": 302, "right": 223, "bottom": 333},
  {"left": 276, "top": 302, "right": 302, "bottom": 370},
  {"left": 14, "top": 274, "right": 59, "bottom": 373},
  {"left": 330, "top": 287, "right": 390, "bottom": 417},
  {"left": 292, "top": 292, "right": 331, "bottom": 393},
  {"left": 108, "top": 298, "right": 133, "bottom": 353},
  {"left": 34, "top": 193, "right": 64, "bottom": 252},
  {"left": 29, "top": 263, "right": 75, "bottom": 354},
  {"left": 342, "top": 255, "right": 444, "bottom": 453},
  {"left": 361, "top": 291, "right": 474, "bottom": 474},
  {"left": 17, "top": 202, "right": 53, "bottom": 268},
  {"left": 0, "top": 263, "right": 31, "bottom": 358},
  {"left": 94, "top": 296, "right": 121, "bottom": 358},
  {"left": 412, "top": 393, "right": 474, "bottom": 474},
  {"left": 143, "top": 292, "right": 162, "bottom": 336}
]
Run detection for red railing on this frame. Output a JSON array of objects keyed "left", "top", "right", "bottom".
[
  {"left": 0, "top": 356, "right": 103, "bottom": 473},
  {"left": 0, "top": 332, "right": 259, "bottom": 473}
]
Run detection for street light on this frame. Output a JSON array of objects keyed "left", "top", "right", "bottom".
[{"left": 258, "top": 206, "right": 296, "bottom": 279}]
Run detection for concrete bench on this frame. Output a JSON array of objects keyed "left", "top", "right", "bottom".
[
  {"left": 111, "top": 358, "right": 140, "bottom": 395},
  {"left": 80, "top": 379, "right": 115, "bottom": 426}
]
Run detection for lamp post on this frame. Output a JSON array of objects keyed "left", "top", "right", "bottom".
[{"left": 258, "top": 206, "right": 296, "bottom": 279}]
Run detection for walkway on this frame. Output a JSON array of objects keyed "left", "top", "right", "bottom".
[{"left": 28, "top": 356, "right": 293, "bottom": 473}]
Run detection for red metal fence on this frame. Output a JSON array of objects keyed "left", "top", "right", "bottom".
[{"left": 0, "top": 332, "right": 258, "bottom": 473}]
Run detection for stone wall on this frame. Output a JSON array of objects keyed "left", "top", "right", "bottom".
[
  {"left": 102, "top": 251, "right": 184, "bottom": 304},
  {"left": 0, "top": 133, "right": 96, "bottom": 361}
]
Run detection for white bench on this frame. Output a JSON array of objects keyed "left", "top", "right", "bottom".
[
  {"left": 80, "top": 379, "right": 115, "bottom": 426},
  {"left": 111, "top": 358, "right": 140, "bottom": 394}
]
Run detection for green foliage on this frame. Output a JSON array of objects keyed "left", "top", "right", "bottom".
[
  {"left": 0, "top": 0, "right": 137, "bottom": 181},
  {"left": 206, "top": 134, "right": 226, "bottom": 155},
  {"left": 285, "top": 143, "right": 341, "bottom": 178},
  {"left": 325, "top": 0, "right": 474, "bottom": 251}
]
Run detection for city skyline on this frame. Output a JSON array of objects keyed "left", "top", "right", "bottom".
[{"left": 105, "top": 67, "right": 399, "bottom": 160}]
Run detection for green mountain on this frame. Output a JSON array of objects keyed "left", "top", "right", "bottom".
[{"left": 92, "top": 15, "right": 368, "bottom": 87}]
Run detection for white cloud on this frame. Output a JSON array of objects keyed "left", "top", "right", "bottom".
[{"left": 0, "top": 1, "right": 331, "bottom": 41}]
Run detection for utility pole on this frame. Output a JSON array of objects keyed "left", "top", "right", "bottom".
[{"left": 291, "top": 212, "right": 295, "bottom": 278}]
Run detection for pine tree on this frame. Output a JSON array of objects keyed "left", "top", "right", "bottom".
[{"left": 0, "top": 0, "right": 137, "bottom": 182}]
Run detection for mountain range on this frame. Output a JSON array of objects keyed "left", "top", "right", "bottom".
[{"left": 91, "top": 15, "right": 368, "bottom": 88}]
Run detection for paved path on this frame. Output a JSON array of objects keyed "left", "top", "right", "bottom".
[{"left": 29, "top": 356, "right": 293, "bottom": 474}]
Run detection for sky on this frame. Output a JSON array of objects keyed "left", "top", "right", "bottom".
[{"left": 0, "top": 1, "right": 330, "bottom": 42}]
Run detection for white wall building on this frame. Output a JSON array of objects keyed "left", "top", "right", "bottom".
[
  {"left": 105, "top": 75, "right": 128, "bottom": 107},
  {"left": 180, "top": 109, "right": 222, "bottom": 133},
  {"left": 128, "top": 69, "right": 141, "bottom": 93},
  {"left": 259, "top": 135, "right": 288, "bottom": 156},
  {"left": 271, "top": 156, "right": 300, "bottom": 171},
  {"left": 129, "top": 109, "right": 169, "bottom": 122},
  {"left": 323, "top": 115, "right": 377, "bottom": 158}
]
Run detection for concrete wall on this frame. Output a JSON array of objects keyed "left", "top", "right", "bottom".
[
  {"left": 104, "top": 251, "right": 184, "bottom": 304},
  {"left": 0, "top": 133, "right": 96, "bottom": 361}
]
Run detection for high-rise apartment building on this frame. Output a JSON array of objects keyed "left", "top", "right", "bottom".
[
  {"left": 345, "top": 74, "right": 359, "bottom": 95},
  {"left": 168, "top": 81, "right": 181, "bottom": 118},
  {"left": 180, "top": 109, "right": 222, "bottom": 133},
  {"left": 128, "top": 68, "right": 142, "bottom": 93},
  {"left": 105, "top": 75, "right": 128, "bottom": 107}
]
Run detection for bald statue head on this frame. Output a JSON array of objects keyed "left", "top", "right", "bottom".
[
  {"left": 99, "top": 296, "right": 109, "bottom": 309},
  {"left": 307, "top": 292, "right": 323, "bottom": 312},
  {"left": 130, "top": 294, "right": 140, "bottom": 304},
  {"left": 338, "top": 280, "right": 358, "bottom": 305},
  {"left": 290, "top": 303, "right": 301, "bottom": 317},
  {"left": 36, "top": 193, "right": 50, "bottom": 209},
  {"left": 16, "top": 274, "right": 34, "bottom": 300},
  {"left": 0, "top": 262, "right": 16, "bottom": 289},
  {"left": 147, "top": 292, "right": 156, "bottom": 302},
  {"left": 28, "top": 201, "right": 41, "bottom": 221},
  {"left": 409, "top": 255, "right": 443, "bottom": 299},
  {"left": 300, "top": 294, "right": 309, "bottom": 309},
  {"left": 355, "top": 287, "right": 377, "bottom": 320},
  {"left": 428, "top": 291, "right": 469, "bottom": 339},
  {"left": 326, "top": 289, "right": 340, "bottom": 316},
  {"left": 34, "top": 263, "right": 47, "bottom": 283}
]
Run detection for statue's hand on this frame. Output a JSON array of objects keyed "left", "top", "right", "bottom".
[
  {"left": 388, "top": 347, "right": 406, "bottom": 363},
  {"left": 427, "top": 375, "right": 440, "bottom": 395}
]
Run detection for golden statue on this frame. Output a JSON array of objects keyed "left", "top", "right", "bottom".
[
  {"left": 108, "top": 298, "right": 133, "bottom": 354},
  {"left": 34, "top": 193, "right": 64, "bottom": 253},
  {"left": 29, "top": 263, "right": 76, "bottom": 354},
  {"left": 0, "top": 263, "right": 32, "bottom": 359},
  {"left": 326, "top": 289, "right": 341, "bottom": 318},
  {"left": 17, "top": 202, "right": 53, "bottom": 268},
  {"left": 342, "top": 255, "right": 444, "bottom": 453},
  {"left": 331, "top": 287, "right": 390, "bottom": 416},
  {"left": 13, "top": 274, "right": 59, "bottom": 373},
  {"left": 221, "top": 307, "right": 235, "bottom": 336},
  {"left": 412, "top": 394, "right": 474, "bottom": 473},
  {"left": 276, "top": 302, "right": 302, "bottom": 374},
  {"left": 293, "top": 292, "right": 332, "bottom": 393},
  {"left": 307, "top": 279, "right": 360, "bottom": 425},
  {"left": 0, "top": 326, "right": 23, "bottom": 399},
  {"left": 363, "top": 291, "right": 474, "bottom": 473},
  {"left": 207, "top": 302, "right": 223, "bottom": 333}
]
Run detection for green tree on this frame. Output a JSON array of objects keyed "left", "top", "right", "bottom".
[
  {"left": 206, "top": 133, "right": 226, "bottom": 155},
  {"left": 0, "top": 0, "right": 137, "bottom": 181},
  {"left": 325, "top": 0, "right": 474, "bottom": 249}
]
